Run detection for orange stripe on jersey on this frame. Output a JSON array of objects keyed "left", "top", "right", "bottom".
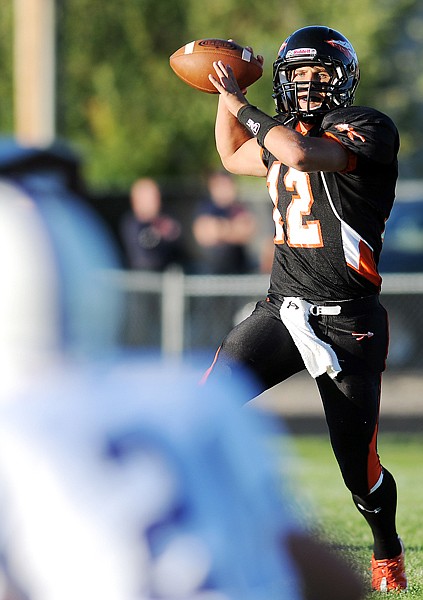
[
  {"left": 199, "top": 346, "right": 221, "bottom": 385},
  {"left": 342, "top": 230, "right": 381, "bottom": 288},
  {"left": 357, "top": 240, "right": 382, "bottom": 287},
  {"left": 322, "top": 131, "right": 357, "bottom": 172}
]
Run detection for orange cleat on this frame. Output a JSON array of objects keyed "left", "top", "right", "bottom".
[{"left": 371, "top": 540, "right": 407, "bottom": 592}]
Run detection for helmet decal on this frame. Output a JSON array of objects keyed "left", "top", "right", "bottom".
[
  {"left": 325, "top": 39, "right": 355, "bottom": 60},
  {"left": 335, "top": 123, "right": 366, "bottom": 142},
  {"left": 278, "top": 41, "right": 288, "bottom": 54},
  {"left": 286, "top": 47, "right": 317, "bottom": 60}
]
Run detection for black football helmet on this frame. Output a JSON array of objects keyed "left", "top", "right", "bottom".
[{"left": 273, "top": 26, "right": 360, "bottom": 121}]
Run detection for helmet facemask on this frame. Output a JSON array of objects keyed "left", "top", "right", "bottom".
[{"left": 274, "top": 59, "right": 355, "bottom": 121}]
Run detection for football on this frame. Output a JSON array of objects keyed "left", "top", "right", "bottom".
[{"left": 169, "top": 38, "right": 263, "bottom": 94}]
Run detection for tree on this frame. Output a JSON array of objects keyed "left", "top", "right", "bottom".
[{"left": 2, "top": 0, "right": 420, "bottom": 190}]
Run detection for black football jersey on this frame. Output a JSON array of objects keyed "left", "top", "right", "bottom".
[{"left": 262, "top": 106, "right": 399, "bottom": 301}]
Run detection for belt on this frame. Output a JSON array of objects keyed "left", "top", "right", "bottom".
[{"left": 307, "top": 294, "right": 379, "bottom": 317}]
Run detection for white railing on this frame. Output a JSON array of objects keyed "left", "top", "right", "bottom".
[
  {"left": 106, "top": 267, "right": 268, "bottom": 355},
  {"left": 105, "top": 268, "right": 423, "bottom": 368}
]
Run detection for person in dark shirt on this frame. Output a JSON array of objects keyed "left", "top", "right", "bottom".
[
  {"left": 202, "top": 25, "right": 406, "bottom": 593},
  {"left": 120, "top": 178, "right": 183, "bottom": 271},
  {"left": 192, "top": 170, "right": 256, "bottom": 274},
  {"left": 119, "top": 178, "right": 184, "bottom": 346}
]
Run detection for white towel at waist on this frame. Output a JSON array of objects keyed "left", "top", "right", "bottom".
[{"left": 279, "top": 297, "right": 341, "bottom": 379}]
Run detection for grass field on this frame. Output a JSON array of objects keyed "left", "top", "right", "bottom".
[{"left": 285, "top": 432, "right": 422, "bottom": 598}]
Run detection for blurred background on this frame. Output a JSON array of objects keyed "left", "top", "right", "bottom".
[{"left": 1, "top": 0, "right": 423, "bottom": 381}]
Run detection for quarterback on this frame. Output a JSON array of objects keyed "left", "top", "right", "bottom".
[{"left": 206, "top": 25, "right": 407, "bottom": 592}]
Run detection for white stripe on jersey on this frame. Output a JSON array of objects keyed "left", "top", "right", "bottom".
[{"left": 320, "top": 172, "right": 375, "bottom": 271}]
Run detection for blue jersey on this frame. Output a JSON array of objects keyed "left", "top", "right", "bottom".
[{"left": 0, "top": 361, "right": 302, "bottom": 600}]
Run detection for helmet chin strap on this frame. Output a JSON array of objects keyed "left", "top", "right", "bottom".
[
  {"left": 294, "top": 83, "right": 332, "bottom": 121},
  {"left": 274, "top": 77, "right": 335, "bottom": 120},
  {"left": 297, "top": 112, "right": 324, "bottom": 125}
]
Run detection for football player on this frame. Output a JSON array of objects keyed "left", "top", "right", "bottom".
[
  {"left": 0, "top": 181, "right": 364, "bottom": 600},
  {"left": 206, "top": 25, "right": 407, "bottom": 592}
]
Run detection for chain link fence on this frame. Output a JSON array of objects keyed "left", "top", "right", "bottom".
[{"left": 107, "top": 268, "right": 423, "bottom": 371}]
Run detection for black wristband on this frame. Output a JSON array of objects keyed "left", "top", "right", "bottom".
[{"left": 237, "top": 105, "right": 280, "bottom": 147}]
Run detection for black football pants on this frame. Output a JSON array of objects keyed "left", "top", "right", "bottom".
[{"left": 205, "top": 293, "right": 390, "bottom": 497}]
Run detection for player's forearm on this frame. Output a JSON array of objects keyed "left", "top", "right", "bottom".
[
  {"left": 264, "top": 125, "right": 349, "bottom": 173},
  {"left": 215, "top": 98, "right": 266, "bottom": 176},
  {"left": 236, "top": 104, "right": 349, "bottom": 173},
  {"left": 215, "top": 96, "right": 252, "bottom": 166}
]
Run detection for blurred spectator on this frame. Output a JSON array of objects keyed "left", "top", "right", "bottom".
[
  {"left": 192, "top": 171, "right": 256, "bottom": 274},
  {"left": 118, "top": 177, "right": 185, "bottom": 346},
  {"left": 119, "top": 177, "right": 184, "bottom": 271}
]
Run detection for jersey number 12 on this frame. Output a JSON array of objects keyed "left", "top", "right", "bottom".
[{"left": 267, "top": 163, "right": 323, "bottom": 248}]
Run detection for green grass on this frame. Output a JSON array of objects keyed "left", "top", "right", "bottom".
[{"left": 284, "top": 433, "right": 423, "bottom": 598}]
